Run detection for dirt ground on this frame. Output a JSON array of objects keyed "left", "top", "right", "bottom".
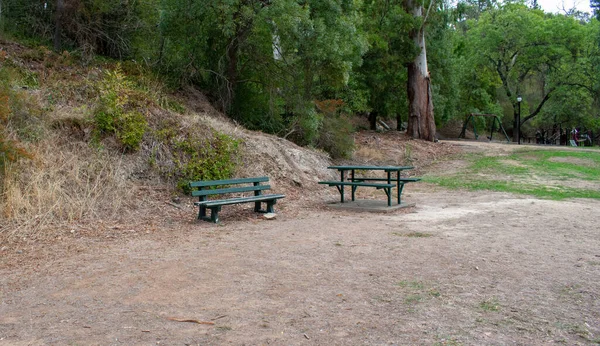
[{"left": 1, "top": 140, "right": 600, "bottom": 345}]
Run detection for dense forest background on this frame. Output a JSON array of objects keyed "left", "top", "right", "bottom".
[{"left": 1, "top": 0, "right": 600, "bottom": 156}]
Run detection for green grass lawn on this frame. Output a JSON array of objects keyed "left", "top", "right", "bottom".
[{"left": 424, "top": 148, "right": 600, "bottom": 200}]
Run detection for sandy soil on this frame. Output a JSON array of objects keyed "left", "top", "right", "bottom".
[{"left": 1, "top": 140, "right": 600, "bottom": 345}]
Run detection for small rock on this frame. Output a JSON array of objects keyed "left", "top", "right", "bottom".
[
  {"left": 16, "top": 250, "right": 23, "bottom": 254},
  {"left": 262, "top": 213, "right": 277, "bottom": 220},
  {"left": 172, "top": 196, "right": 181, "bottom": 204}
]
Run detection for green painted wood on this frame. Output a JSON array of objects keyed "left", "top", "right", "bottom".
[
  {"left": 189, "top": 176, "right": 268, "bottom": 188},
  {"left": 192, "top": 185, "right": 270, "bottom": 197},
  {"left": 318, "top": 181, "right": 395, "bottom": 188},
  {"left": 397, "top": 178, "right": 421, "bottom": 182},
  {"left": 353, "top": 177, "right": 420, "bottom": 182},
  {"left": 201, "top": 194, "right": 285, "bottom": 207},
  {"left": 327, "top": 165, "right": 414, "bottom": 171}
]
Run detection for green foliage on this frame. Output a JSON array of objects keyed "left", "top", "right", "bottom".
[
  {"left": 461, "top": 4, "right": 595, "bottom": 136},
  {"left": 317, "top": 113, "right": 355, "bottom": 159},
  {"left": 171, "top": 131, "right": 241, "bottom": 193},
  {"left": 92, "top": 66, "right": 148, "bottom": 151},
  {"left": 3, "top": 0, "right": 599, "bottom": 154},
  {"left": 0, "top": 60, "right": 34, "bottom": 173},
  {"left": 350, "top": 0, "right": 414, "bottom": 122}
]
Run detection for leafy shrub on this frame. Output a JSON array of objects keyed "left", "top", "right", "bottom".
[
  {"left": 314, "top": 99, "right": 355, "bottom": 159},
  {"left": 92, "top": 65, "right": 148, "bottom": 151},
  {"left": 0, "top": 66, "right": 33, "bottom": 173},
  {"left": 317, "top": 114, "right": 355, "bottom": 159},
  {"left": 172, "top": 131, "right": 241, "bottom": 193}
]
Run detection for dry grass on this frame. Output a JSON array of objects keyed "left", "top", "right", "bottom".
[
  {"left": 1, "top": 134, "right": 137, "bottom": 241},
  {"left": 353, "top": 146, "right": 388, "bottom": 163}
]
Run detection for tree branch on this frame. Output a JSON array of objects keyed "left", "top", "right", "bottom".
[{"left": 521, "top": 87, "right": 555, "bottom": 124}]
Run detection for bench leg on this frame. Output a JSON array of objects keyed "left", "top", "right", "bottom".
[
  {"left": 351, "top": 185, "right": 357, "bottom": 201},
  {"left": 254, "top": 201, "right": 262, "bottom": 212},
  {"left": 198, "top": 205, "right": 207, "bottom": 220},
  {"left": 266, "top": 200, "right": 276, "bottom": 213},
  {"left": 209, "top": 206, "right": 221, "bottom": 223}
]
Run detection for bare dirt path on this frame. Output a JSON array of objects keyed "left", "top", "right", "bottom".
[{"left": 2, "top": 142, "right": 600, "bottom": 345}]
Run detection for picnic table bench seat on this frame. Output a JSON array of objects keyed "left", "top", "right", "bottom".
[
  {"left": 190, "top": 177, "right": 284, "bottom": 223},
  {"left": 353, "top": 177, "right": 421, "bottom": 183},
  {"left": 319, "top": 165, "right": 420, "bottom": 206}
]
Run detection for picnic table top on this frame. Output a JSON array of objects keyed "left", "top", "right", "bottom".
[{"left": 327, "top": 165, "right": 414, "bottom": 171}]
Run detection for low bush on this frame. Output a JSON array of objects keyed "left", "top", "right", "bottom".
[{"left": 92, "top": 65, "right": 148, "bottom": 152}]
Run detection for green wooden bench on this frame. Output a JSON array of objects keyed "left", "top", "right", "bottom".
[{"left": 190, "top": 177, "right": 285, "bottom": 223}]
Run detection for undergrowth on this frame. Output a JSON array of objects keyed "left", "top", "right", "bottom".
[{"left": 0, "top": 41, "right": 242, "bottom": 239}]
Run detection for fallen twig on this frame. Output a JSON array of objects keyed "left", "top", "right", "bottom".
[
  {"left": 165, "top": 202, "right": 183, "bottom": 210},
  {"left": 167, "top": 317, "right": 215, "bottom": 325}
]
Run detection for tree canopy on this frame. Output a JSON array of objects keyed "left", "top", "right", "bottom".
[{"left": 0, "top": 0, "right": 598, "bottom": 152}]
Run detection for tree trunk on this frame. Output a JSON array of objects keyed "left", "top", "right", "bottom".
[
  {"left": 54, "top": 0, "right": 65, "bottom": 52},
  {"left": 396, "top": 112, "right": 403, "bottom": 131},
  {"left": 369, "top": 111, "right": 378, "bottom": 130},
  {"left": 512, "top": 106, "right": 520, "bottom": 143},
  {"left": 404, "top": 0, "right": 436, "bottom": 141}
]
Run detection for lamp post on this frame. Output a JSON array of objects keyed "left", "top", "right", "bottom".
[{"left": 516, "top": 96, "right": 522, "bottom": 145}]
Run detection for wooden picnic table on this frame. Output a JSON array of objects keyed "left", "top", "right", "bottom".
[{"left": 319, "top": 165, "right": 419, "bottom": 207}]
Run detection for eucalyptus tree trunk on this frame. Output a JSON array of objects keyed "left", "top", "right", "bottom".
[
  {"left": 404, "top": 0, "right": 436, "bottom": 142},
  {"left": 54, "top": 0, "right": 64, "bottom": 51}
]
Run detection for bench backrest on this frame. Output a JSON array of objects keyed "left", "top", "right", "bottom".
[{"left": 190, "top": 176, "right": 270, "bottom": 198}]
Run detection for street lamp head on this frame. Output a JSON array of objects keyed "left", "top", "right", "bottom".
[{"left": 517, "top": 96, "right": 522, "bottom": 103}]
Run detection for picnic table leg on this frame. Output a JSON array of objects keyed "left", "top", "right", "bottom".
[
  {"left": 386, "top": 187, "right": 391, "bottom": 207},
  {"left": 351, "top": 169, "right": 355, "bottom": 201},
  {"left": 398, "top": 184, "right": 405, "bottom": 204},
  {"left": 340, "top": 170, "right": 345, "bottom": 203},
  {"left": 396, "top": 172, "right": 401, "bottom": 205},
  {"left": 387, "top": 171, "right": 392, "bottom": 206}
]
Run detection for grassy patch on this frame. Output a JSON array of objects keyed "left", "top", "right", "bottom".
[
  {"left": 404, "top": 294, "right": 423, "bottom": 304},
  {"left": 479, "top": 297, "right": 501, "bottom": 312},
  {"left": 392, "top": 231, "right": 434, "bottom": 238},
  {"left": 425, "top": 149, "right": 600, "bottom": 200},
  {"left": 396, "top": 280, "right": 442, "bottom": 307},
  {"left": 397, "top": 280, "right": 425, "bottom": 290},
  {"left": 555, "top": 322, "right": 593, "bottom": 340}
]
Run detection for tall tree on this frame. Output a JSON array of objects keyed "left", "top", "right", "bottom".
[
  {"left": 467, "top": 4, "right": 589, "bottom": 142},
  {"left": 354, "top": 0, "right": 415, "bottom": 130},
  {"left": 53, "top": 0, "right": 64, "bottom": 51},
  {"left": 591, "top": 0, "right": 599, "bottom": 20},
  {"left": 404, "top": 0, "right": 436, "bottom": 141}
]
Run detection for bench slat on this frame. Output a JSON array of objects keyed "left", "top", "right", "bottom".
[
  {"left": 197, "top": 194, "right": 285, "bottom": 207},
  {"left": 354, "top": 177, "right": 421, "bottom": 182},
  {"left": 190, "top": 176, "right": 269, "bottom": 188},
  {"left": 192, "top": 185, "right": 270, "bottom": 197},
  {"left": 318, "top": 181, "right": 395, "bottom": 188}
]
